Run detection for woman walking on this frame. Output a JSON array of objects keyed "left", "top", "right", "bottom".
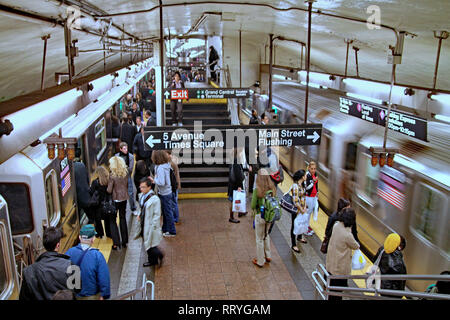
[
  {"left": 303, "top": 161, "right": 319, "bottom": 236},
  {"left": 288, "top": 169, "right": 307, "bottom": 252},
  {"left": 251, "top": 169, "right": 276, "bottom": 268},
  {"left": 325, "top": 208, "right": 360, "bottom": 300},
  {"left": 152, "top": 150, "right": 176, "bottom": 237},
  {"left": 228, "top": 148, "right": 246, "bottom": 223},
  {"left": 107, "top": 156, "right": 129, "bottom": 250},
  {"left": 137, "top": 178, "right": 164, "bottom": 268},
  {"left": 89, "top": 166, "right": 111, "bottom": 238}
]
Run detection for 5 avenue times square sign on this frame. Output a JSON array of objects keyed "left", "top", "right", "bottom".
[{"left": 143, "top": 121, "right": 322, "bottom": 165}]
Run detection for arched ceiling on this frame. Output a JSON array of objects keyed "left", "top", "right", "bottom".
[{"left": 0, "top": 0, "right": 449, "bottom": 103}]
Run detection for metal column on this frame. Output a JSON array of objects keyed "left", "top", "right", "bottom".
[
  {"left": 159, "top": 0, "right": 165, "bottom": 126},
  {"left": 304, "top": 0, "right": 315, "bottom": 124},
  {"left": 40, "top": 34, "right": 50, "bottom": 91},
  {"left": 268, "top": 34, "right": 273, "bottom": 110}
]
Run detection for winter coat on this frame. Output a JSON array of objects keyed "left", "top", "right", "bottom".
[
  {"left": 154, "top": 162, "right": 172, "bottom": 196},
  {"left": 326, "top": 221, "right": 359, "bottom": 275},
  {"left": 107, "top": 175, "right": 128, "bottom": 201},
  {"left": 65, "top": 244, "right": 110, "bottom": 299},
  {"left": 120, "top": 122, "right": 135, "bottom": 149},
  {"left": 74, "top": 161, "right": 91, "bottom": 209},
  {"left": 325, "top": 211, "right": 359, "bottom": 244},
  {"left": 170, "top": 159, "right": 181, "bottom": 190},
  {"left": 19, "top": 251, "right": 73, "bottom": 300},
  {"left": 375, "top": 247, "right": 407, "bottom": 291},
  {"left": 139, "top": 191, "right": 163, "bottom": 251},
  {"left": 249, "top": 115, "right": 259, "bottom": 125},
  {"left": 133, "top": 133, "right": 152, "bottom": 159},
  {"left": 228, "top": 163, "right": 245, "bottom": 198}
]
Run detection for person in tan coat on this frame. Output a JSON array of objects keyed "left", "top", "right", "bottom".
[
  {"left": 107, "top": 156, "right": 129, "bottom": 250},
  {"left": 137, "top": 178, "right": 164, "bottom": 267},
  {"left": 325, "top": 207, "right": 359, "bottom": 300}
]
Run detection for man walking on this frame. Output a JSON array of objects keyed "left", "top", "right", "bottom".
[{"left": 65, "top": 225, "right": 111, "bottom": 300}]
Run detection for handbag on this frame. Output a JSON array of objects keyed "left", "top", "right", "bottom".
[
  {"left": 101, "top": 195, "right": 116, "bottom": 216},
  {"left": 88, "top": 189, "right": 100, "bottom": 207},
  {"left": 280, "top": 184, "right": 298, "bottom": 215},
  {"left": 320, "top": 236, "right": 329, "bottom": 254},
  {"left": 269, "top": 164, "right": 284, "bottom": 185}
]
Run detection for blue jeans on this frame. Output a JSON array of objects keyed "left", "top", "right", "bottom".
[
  {"left": 172, "top": 191, "right": 179, "bottom": 223},
  {"left": 128, "top": 176, "right": 136, "bottom": 211},
  {"left": 160, "top": 193, "right": 176, "bottom": 234}
]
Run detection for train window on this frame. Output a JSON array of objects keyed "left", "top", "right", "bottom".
[
  {"left": 412, "top": 183, "right": 445, "bottom": 245},
  {"left": 0, "top": 183, "right": 33, "bottom": 235},
  {"left": 344, "top": 142, "right": 357, "bottom": 171},
  {"left": 95, "top": 118, "right": 107, "bottom": 160},
  {"left": 358, "top": 153, "right": 380, "bottom": 201},
  {"left": 319, "top": 135, "right": 331, "bottom": 169},
  {"left": 45, "top": 170, "right": 60, "bottom": 227}
]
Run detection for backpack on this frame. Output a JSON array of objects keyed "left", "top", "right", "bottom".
[
  {"left": 262, "top": 190, "right": 281, "bottom": 223},
  {"left": 169, "top": 168, "right": 178, "bottom": 193}
]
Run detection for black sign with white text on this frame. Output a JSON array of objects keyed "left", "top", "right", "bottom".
[
  {"left": 143, "top": 123, "right": 322, "bottom": 151},
  {"left": 339, "top": 96, "right": 428, "bottom": 142}
]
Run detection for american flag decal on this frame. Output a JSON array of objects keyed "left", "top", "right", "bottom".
[
  {"left": 377, "top": 180, "right": 405, "bottom": 211},
  {"left": 61, "top": 172, "right": 71, "bottom": 197}
]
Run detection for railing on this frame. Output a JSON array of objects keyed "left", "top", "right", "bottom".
[
  {"left": 312, "top": 263, "right": 450, "bottom": 300},
  {"left": 112, "top": 273, "right": 155, "bottom": 300}
]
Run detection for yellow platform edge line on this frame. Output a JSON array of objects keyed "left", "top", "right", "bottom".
[
  {"left": 165, "top": 98, "right": 227, "bottom": 104},
  {"left": 209, "top": 80, "right": 220, "bottom": 88},
  {"left": 179, "top": 192, "right": 228, "bottom": 200}
]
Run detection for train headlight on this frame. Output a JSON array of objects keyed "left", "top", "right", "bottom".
[
  {"left": 371, "top": 153, "right": 378, "bottom": 166},
  {"left": 47, "top": 143, "right": 56, "bottom": 160},
  {"left": 67, "top": 144, "right": 76, "bottom": 161},
  {"left": 379, "top": 153, "right": 386, "bottom": 167},
  {"left": 387, "top": 153, "right": 395, "bottom": 167},
  {"left": 57, "top": 143, "right": 65, "bottom": 160}
]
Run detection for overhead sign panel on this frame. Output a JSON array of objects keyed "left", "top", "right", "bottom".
[
  {"left": 164, "top": 88, "right": 251, "bottom": 100},
  {"left": 143, "top": 123, "right": 322, "bottom": 151},
  {"left": 339, "top": 96, "right": 427, "bottom": 142}
]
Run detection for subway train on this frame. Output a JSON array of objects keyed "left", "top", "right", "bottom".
[
  {"left": 0, "top": 61, "right": 153, "bottom": 300},
  {"left": 248, "top": 80, "right": 449, "bottom": 292}
]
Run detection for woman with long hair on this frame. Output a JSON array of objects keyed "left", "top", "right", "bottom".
[
  {"left": 90, "top": 166, "right": 111, "bottom": 238},
  {"left": 303, "top": 161, "right": 319, "bottom": 236},
  {"left": 152, "top": 150, "right": 176, "bottom": 237},
  {"left": 107, "top": 156, "right": 129, "bottom": 250},
  {"left": 251, "top": 168, "right": 277, "bottom": 267},
  {"left": 289, "top": 169, "right": 307, "bottom": 252}
]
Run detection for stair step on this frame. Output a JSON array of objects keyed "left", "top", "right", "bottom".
[
  {"left": 181, "top": 177, "right": 229, "bottom": 188},
  {"left": 179, "top": 186, "right": 228, "bottom": 194},
  {"left": 165, "top": 104, "right": 227, "bottom": 112},
  {"left": 179, "top": 167, "right": 229, "bottom": 178},
  {"left": 167, "top": 118, "right": 231, "bottom": 125}
]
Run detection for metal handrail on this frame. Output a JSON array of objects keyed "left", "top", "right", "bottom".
[
  {"left": 312, "top": 263, "right": 450, "bottom": 300},
  {"left": 113, "top": 273, "right": 155, "bottom": 300}
]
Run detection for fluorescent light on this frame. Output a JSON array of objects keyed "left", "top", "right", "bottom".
[
  {"left": 430, "top": 94, "right": 450, "bottom": 104},
  {"left": 301, "top": 81, "right": 327, "bottom": 89},
  {"left": 346, "top": 92, "right": 383, "bottom": 105},
  {"left": 343, "top": 78, "right": 390, "bottom": 92},
  {"left": 434, "top": 114, "right": 450, "bottom": 123},
  {"left": 274, "top": 74, "right": 287, "bottom": 80}
]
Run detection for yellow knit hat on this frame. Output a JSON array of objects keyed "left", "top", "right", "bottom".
[{"left": 384, "top": 233, "right": 401, "bottom": 254}]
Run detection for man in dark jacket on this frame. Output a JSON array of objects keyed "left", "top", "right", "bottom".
[
  {"left": 133, "top": 126, "right": 152, "bottom": 169},
  {"left": 228, "top": 148, "right": 246, "bottom": 223},
  {"left": 19, "top": 227, "right": 73, "bottom": 300},
  {"left": 120, "top": 115, "right": 135, "bottom": 150},
  {"left": 65, "top": 225, "right": 111, "bottom": 300}
]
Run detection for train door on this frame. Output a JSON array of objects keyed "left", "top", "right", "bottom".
[
  {"left": 407, "top": 180, "right": 449, "bottom": 291},
  {"left": 0, "top": 195, "right": 20, "bottom": 300},
  {"left": 317, "top": 132, "right": 332, "bottom": 212}
]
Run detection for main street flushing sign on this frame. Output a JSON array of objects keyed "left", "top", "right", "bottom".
[{"left": 143, "top": 122, "right": 321, "bottom": 164}]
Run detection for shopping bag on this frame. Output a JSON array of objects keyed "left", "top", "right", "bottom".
[
  {"left": 232, "top": 190, "right": 246, "bottom": 213},
  {"left": 313, "top": 197, "right": 319, "bottom": 221},
  {"left": 293, "top": 213, "right": 309, "bottom": 236},
  {"left": 352, "top": 249, "right": 367, "bottom": 270}
]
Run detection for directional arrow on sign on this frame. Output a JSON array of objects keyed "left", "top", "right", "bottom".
[
  {"left": 164, "top": 91, "right": 170, "bottom": 99},
  {"left": 145, "top": 135, "right": 161, "bottom": 148},
  {"left": 307, "top": 131, "right": 320, "bottom": 143}
]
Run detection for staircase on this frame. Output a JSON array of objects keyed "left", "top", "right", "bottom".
[{"left": 165, "top": 101, "right": 231, "bottom": 195}]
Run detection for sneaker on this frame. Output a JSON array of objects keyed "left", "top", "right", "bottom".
[
  {"left": 163, "top": 232, "right": 176, "bottom": 237},
  {"left": 306, "top": 228, "right": 315, "bottom": 236},
  {"left": 178, "top": 122, "right": 183, "bottom": 126}
]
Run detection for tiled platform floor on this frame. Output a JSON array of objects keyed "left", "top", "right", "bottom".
[{"left": 154, "top": 198, "right": 303, "bottom": 300}]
